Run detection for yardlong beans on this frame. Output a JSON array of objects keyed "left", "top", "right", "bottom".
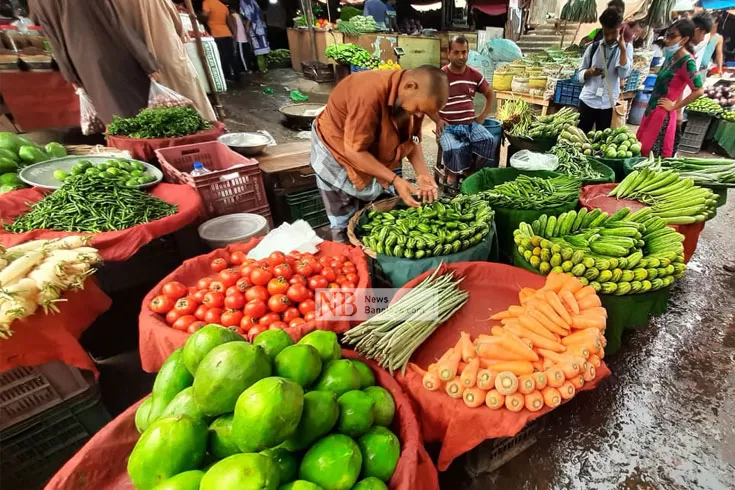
[
  {"left": 5, "top": 175, "right": 178, "bottom": 233},
  {"left": 479, "top": 175, "right": 581, "bottom": 209}
]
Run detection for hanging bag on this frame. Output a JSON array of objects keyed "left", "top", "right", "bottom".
[
  {"left": 76, "top": 88, "right": 105, "bottom": 135},
  {"left": 147, "top": 80, "right": 193, "bottom": 109}
]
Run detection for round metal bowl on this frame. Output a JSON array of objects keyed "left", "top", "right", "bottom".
[
  {"left": 279, "top": 103, "right": 325, "bottom": 128},
  {"left": 218, "top": 132, "right": 274, "bottom": 156}
]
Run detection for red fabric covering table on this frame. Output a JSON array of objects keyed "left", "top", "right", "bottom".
[
  {"left": 0, "top": 71, "right": 80, "bottom": 131},
  {"left": 580, "top": 183, "right": 705, "bottom": 263},
  {"left": 44, "top": 350, "right": 439, "bottom": 490},
  {"left": 0, "top": 278, "right": 111, "bottom": 376},
  {"left": 394, "top": 262, "right": 611, "bottom": 471},
  {"left": 0, "top": 183, "right": 204, "bottom": 262}
]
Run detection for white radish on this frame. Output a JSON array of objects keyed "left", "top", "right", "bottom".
[
  {"left": 43, "top": 235, "right": 92, "bottom": 251},
  {"left": 0, "top": 251, "right": 44, "bottom": 287},
  {"left": 4, "top": 239, "right": 50, "bottom": 258}
]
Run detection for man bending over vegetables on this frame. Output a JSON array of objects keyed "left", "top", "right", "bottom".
[{"left": 312, "top": 65, "right": 446, "bottom": 242}]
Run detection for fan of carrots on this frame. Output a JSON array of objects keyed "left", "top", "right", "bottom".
[{"left": 418, "top": 272, "right": 606, "bottom": 412}]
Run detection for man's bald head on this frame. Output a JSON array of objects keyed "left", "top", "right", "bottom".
[{"left": 397, "top": 65, "right": 448, "bottom": 116}]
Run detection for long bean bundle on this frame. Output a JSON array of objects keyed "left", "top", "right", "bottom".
[
  {"left": 634, "top": 156, "right": 735, "bottom": 184},
  {"left": 479, "top": 175, "right": 581, "bottom": 210},
  {"left": 343, "top": 267, "right": 468, "bottom": 375},
  {"left": 5, "top": 175, "right": 178, "bottom": 233}
]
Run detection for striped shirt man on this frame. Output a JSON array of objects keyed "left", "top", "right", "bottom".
[{"left": 439, "top": 65, "right": 490, "bottom": 124}]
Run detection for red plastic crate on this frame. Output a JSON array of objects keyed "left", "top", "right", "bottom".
[{"left": 155, "top": 141, "right": 270, "bottom": 219}]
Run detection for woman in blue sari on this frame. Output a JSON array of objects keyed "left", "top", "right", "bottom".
[{"left": 240, "top": 0, "right": 270, "bottom": 72}]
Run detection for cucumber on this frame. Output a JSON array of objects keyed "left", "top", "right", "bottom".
[
  {"left": 581, "top": 209, "right": 600, "bottom": 229},
  {"left": 606, "top": 207, "right": 631, "bottom": 223},
  {"left": 538, "top": 215, "right": 548, "bottom": 237},
  {"left": 553, "top": 213, "right": 566, "bottom": 237},
  {"left": 545, "top": 215, "right": 557, "bottom": 237},
  {"left": 588, "top": 212, "right": 609, "bottom": 228},
  {"left": 572, "top": 208, "right": 587, "bottom": 232}
]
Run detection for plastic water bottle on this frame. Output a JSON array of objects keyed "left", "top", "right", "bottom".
[{"left": 190, "top": 161, "right": 211, "bottom": 176}]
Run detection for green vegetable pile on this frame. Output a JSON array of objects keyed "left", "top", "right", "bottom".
[
  {"left": 720, "top": 111, "right": 735, "bottom": 122},
  {"left": 561, "top": 126, "right": 642, "bottom": 159},
  {"left": 359, "top": 194, "right": 494, "bottom": 258},
  {"left": 687, "top": 97, "right": 724, "bottom": 115},
  {"left": 479, "top": 175, "right": 581, "bottom": 210},
  {"left": 5, "top": 174, "right": 177, "bottom": 233},
  {"left": 337, "top": 15, "right": 378, "bottom": 34},
  {"left": 340, "top": 6, "right": 363, "bottom": 21},
  {"left": 53, "top": 158, "right": 157, "bottom": 187},
  {"left": 633, "top": 155, "right": 735, "bottom": 184},
  {"left": 610, "top": 167, "right": 718, "bottom": 224},
  {"left": 107, "top": 107, "right": 210, "bottom": 139},
  {"left": 514, "top": 206, "right": 687, "bottom": 295},
  {"left": 499, "top": 98, "right": 533, "bottom": 136},
  {"left": 265, "top": 49, "right": 290, "bottom": 67},
  {"left": 131, "top": 326, "right": 400, "bottom": 490},
  {"left": 550, "top": 143, "right": 606, "bottom": 181},
  {"left": 0, "top": 132, "right": 67, "bottom": 193},
  {"left": 527, "top": 107, "right": 580, "bottom": 139},
  {"left": 560, "top": 0, "right": 598, "bottom": 23},
  {"left": 325, "top": 43, "right": 378, "bottom": 69}
]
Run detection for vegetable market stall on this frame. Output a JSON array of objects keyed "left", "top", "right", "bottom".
[{"left": 0, "top": 71, "right": 79, "bottom": 132}]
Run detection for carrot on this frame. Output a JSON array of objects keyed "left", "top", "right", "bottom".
[
  {"left": 546, "top": 366, "right": 565, "bottom": 388},
  {"left": 559, "top": 381, "right": 576, "bottom": 400},
  {"left": 541, "top": 386, "right": 561, "bottom": 408},
  {"left": 560, "top": 290, "right": 580, "bottom": 315},
  {"left": 560, "top": 361, "right": 581, "bottom": 379},
  {"left": 460, "top": 357, "right": 480, "bottom": 388},
  {"left": 489, "top": 309, "right": 512, "bottom": 321},
  {"left": 559, "top": 276, "right": 584, "bottom": 295},
  {"left": 545, "top": 290, "right": 572, "bottom": 324},
  {"left": 598, "top": 347, "right": 606, "bottom": 359},
  {"left": 501, "top": 318, "right": 521, "bottom": 328},
  {"left": 518, "top": 375, "right": 536, "bottom": 394},
  {"left": 583, "top": 306, "right": 608, "bottom": 318},
  {"left": 583, "top": 362, "right": 597, "bottom": 381},
  {"left": 501, "top": 332, "right": 540, "bottom": 362},
  {"left": 437, "top": 349, "right": 462, "bottom": 381},
  {"left": 476, "top": 343, "right": 524, "bottom": 361},
  {"left": 422, "top": 368, "right": 443, "bottom": 391},
  {"left": 476, "top": 369, "right": 496, "bottom": 390},
  {"left": 458, "top": 331, "right": 475, "bottom": 362},
  {"left": 524, "top": 391, "right": 544, "bottom": 412},
  {"left": 577, "top": 294, "right": 602, "bottom": 310},
  {"left": 544, "top": 272, "right": 568, "bottom": 292},
  {"left": 562, "top": 329, "right": 602, "bottom": 345},
  {"left": 574, "top": 285, "right": 597, "bottom": 301},
  {"left": 565, "top": 345, "right": 591, "bottom": 359},
  {"left": 445, "top": 377, "right": 463, "bottom": 399},
  {"left": 570, "top": 374, "right": 584, "bottom": 389},
  {"left": 565, "top": 338, "right": 602, "bottom": 355},
  {"left": 518, "top": 287, "right": 537, "bottom": 304},
  {"left": 490, "top": 326, "right": 506, "bottom": 337},
  {"left": 485, "top": 389, "right": 505, "bottom": 409},
  {"left": 508, "top": 305, "right": 525, "bottom": 316},
  {"left": 518, "top": 314, "right": 556, "bottom": 340},
  {"left": 494, "top": 371, "right": 519, "bottom": 395},
  {"left": 532, "top": 372, "right": 547, "bottom": 390},
  {"left": 532, "top": 360, "right": 544, "bottom": 372},
  {"left": 526, "top": 309, "right": 568, "bottom": 336},
  {"left": 588, "top": 354, "right": 601, "bottom": 367},
  {"left": 542, "top": 358, "right": 555, "bottom": 370},
  {"left": 571, "top": 314, "right": 606, "bottom": 330},
  {"left": 462, "top": 387, "right": 487, "bottom": 408},
  {"left": 504, "top": 392, "right": 525, "bottom": 412},
  {"left": 506, "top": 324, "right": 566, "bottom": 352},
  {"left": 526, "top": 300, "right": 569, "bottom": 329},
  {"left": 458, "top": 361, "right": 469, "bottom": 373},
  {"left": 481, "top": 361, "right": 534, "bottom": 376},
  {"left": 536, "top": 348, "right": 574, "bottom": 365}
]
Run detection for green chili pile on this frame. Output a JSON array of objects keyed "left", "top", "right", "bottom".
[
  {"left": 479, "top": 175, "right": 581, "bottom": 210},
  {"left": 5, "top": 175, "right": 178, "bottom": 233},
  {"left": 550, "top": 143, "right": 606, "bottom": 181}
]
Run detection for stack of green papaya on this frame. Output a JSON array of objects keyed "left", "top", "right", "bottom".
[
  {"left": 0, "top": 131, "right": 67, "bottom": 194},
  {"left": 359, "top": 194, "right": 494, "bottom": 258},
  {"left": 513, "top": 206, "right": 687, "bottom": 295},
  {"left": 131, "top": 325, "right": 400, "bottom": 490}
]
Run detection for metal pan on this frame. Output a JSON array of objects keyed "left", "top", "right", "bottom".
[{"left": 218, "top": 131, "right": 276, "bottom": 157}]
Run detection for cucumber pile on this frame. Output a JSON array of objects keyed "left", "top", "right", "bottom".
[
  {"left": 513, "top": 207, "right": 687, "bottom": 296},
  {"left": 610, "top": 168, "right": 718, "bottom": 224}
]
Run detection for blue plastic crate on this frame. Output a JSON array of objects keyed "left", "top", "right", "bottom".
[
  {"left": 553, "top": 78, "right": 583, "bottom": 107},
  {"left": 350, "top": 64, "right": 371, "bottom": 73},
  {"left": 623, "top": 69, "right": 643, "bottom": 92}
]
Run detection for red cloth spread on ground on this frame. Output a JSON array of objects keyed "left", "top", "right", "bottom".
[
  {"left": 393, "top": 262, "right": 611, "bottom": 471},
  {"left": 0, "top": 183, "right": 204, "bottom": 262},
  {"left": 580, "top": 183, "right": 705, "bottom": 263},
  {"left": 0, "top": 278, "right": 111, "bottom": 376},
  {"left": 139, "top": 238, "right": 371, "bottom": 373},
  {"left": 106, "top": 121, "right": 225, "bottom": 163},
  {"left": 45, "top": 350, "right": 439, "bottom": 490},
  {"left": 0, "top": 71, "right": 80, "bottom": 131}
]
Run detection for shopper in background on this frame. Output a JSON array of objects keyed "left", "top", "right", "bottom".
[
  {"left": 636, "top": 19, "right": 704, "bottom": 158},
  {"left": 227, "top": 3, "right": 253, "bottom": 74},
  {"left": 202, "top": 0, "right": 237, "bottom": 82},
  {"left": 576, "top": 8, "right": 632, "bottom": 133},
  {"left": 701, "top": 14, "right": 724, "bottom": 75},
  {"left": 114, "top": 0, "right": 216, "bottom": 121},
  {"left": 363, "top": 0, "right": 388, "bottom": 29},
  {"left": 240, "top": 0, "right": 270, "bottom": 73},
  {"left": 28, "top": 0, "right": 158, "bottom": 124}
]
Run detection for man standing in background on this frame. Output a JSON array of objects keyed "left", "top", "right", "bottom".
[{"left": 362, "top": 0, "right": 388, "bottom": 29}]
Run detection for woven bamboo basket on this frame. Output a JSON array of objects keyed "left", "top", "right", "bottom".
[
  {"left": 346, "top": 196, "right": 401, "bottom": 259},
  {"left": 64, "top": 144, "right": 131, "bottom": 158}
]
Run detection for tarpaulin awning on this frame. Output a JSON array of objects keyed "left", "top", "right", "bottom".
[{"left": 473, "top": 0, "right": 508, "bottom": 16}]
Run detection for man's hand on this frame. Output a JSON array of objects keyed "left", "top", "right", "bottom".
[
  {"left": 585, "top": 67, "right": 602, "bottom": 78},
  {"left": 474, "top": 114, "right": 486, "bottom": 124},
  {"left": 394, "top": 177, "right": 420, "bottom": 207},
  {"left": 434, "top": 118, "right": 445, "bottom": 136},
  {"left": 658, "top": 98, "right": 676, "bottom": 111},
  {"left": 618, "top": 27, "right": 626, "bottom": 48},
  {"left": 416, "top": 174, "right": 438, "bottom": 203},
  {"left": 150, "top": 72, "right": 161, "bottom": 82}
]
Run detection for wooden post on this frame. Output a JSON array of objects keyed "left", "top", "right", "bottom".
[{"left": 184, "top": 0, "right": 225, "bottom": 121}]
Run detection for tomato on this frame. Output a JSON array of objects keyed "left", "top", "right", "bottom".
[
  {"left": 209, "top": 280, "right": 226, "bottom": 292},
  {"left": 327, "top": 282, "right": 340, "bottom": 290},
  {"left": 267, "top": 277, "right": 289, "bottom": 296},
  {"left": 225, "top": 286, "right": 239, "bottom": 297},
  {"left": 342, "top": 281, "right": 356, "bottom": 290},
  {"left": 187, "top": 286, "right": 198, "bottom": 297},
  {"left": 202, "top": 291, "right": 225, "bottom": 308},
  {"left": 244, "top": 299, "right": 267, "bottom": 319},
  {"left": 308, "top": 275, "right": 328, "bottom": 291},
  {"left": 282, "top": 307, "right": 301, "bottom": 323},
  {"left": 259, "top": 312, "right": 281, "bottom": 326},
  {"left": 304, "top": 311, "right": 316, "bottom": 322},
  {"left": 342, "top": 263, "right": 357, "bottom": 274},
  {"left": 173, "top": 297, "right": 197, "bottom": 315},
  {"left": 335, "top": 275, "right": 348, "bottom": 285},
  {"left": 166, "top": 309, "right": 182, "bottom": 325},
  {"left": 273, "top": 263, "right": 293, "bottom": 280},
  {"left": 161, "top": 281, "right": 187, "bottom": 300},
  {"left": 289, "top": 275, "right": 306, "bottom": 287},
  {"left": 210, "top": 257, "right": 228, "bottom": 272},
  {"left": 172, "top": 314, "right": 196, "bottom": 332},
  {"left": 224, "top": 291, "right": 246, "bottom": 310},
  {"left": 230, "top": 250, "right": 247, "bottom": 265},
  {"left": 321, "top": 267, "right": 337, "bottom": 282},
  {"left": 298, "top": 299, "right": 316, "bottom": 315},
  {"left": 204, "top": 307, "right": 223, "bottom": 324},
  {"left": 289, "top": 317, "right": 306, "bottom": 328},
  {"left": 295, "top": 260, "right": 313, "bottom": 277},
  {"left": 244, "top": 285, "right": 267, "bottom": 302},
  {"left": 247, "top": 324, "right": 268, "bottom": 338},
  {"left": 251, "top": 267, "right": 273, "bottom": 287},
  {"left": 268, "top": 294, "right": 290, "bottom": 313},
  {"left": 241, "top": 263, "right": 257, "bottom": 279},
  {"left": 150, "top": 295, "right": 175, "bottom": 314},
  {"left": 188, "top": 321, "right": 206, "bottom": 333},
  {"left": 345, "top": 272, "right": 359, "bottom": 284},
  {"left": 267, "top": 251, "right": 286, "bottom": 266},
  {"left": 189, "top": 289, "right": 205, "bottom": 303},
  {"left": 309, "top": 259, "right": 323, "bottom": 274},
  {"left": 218, "top": 268, "right": 240, "bottom": 288},
  {"left": 193, "top": 304, "right": 209, "bottom": 320},
  {"left": 235, "top": 276, "right": 253, "bottom": 293},
  {"left": 286, "top": 284, "right": 309, "bottom": 303},
  {"left": 329, "top": 260, "right": 341, "bottom": 270},
  {"left": 240, "top": 314, "right": 257, "bottom": 329},
  {"left": 196, "top": 277, "right": 213, "bottom": 290},
  {"left": 269, "top": 321, "right": 289, "bottom": 330},
  {"left": 221, "top": 309, "right": 244, "bottom": 327}
]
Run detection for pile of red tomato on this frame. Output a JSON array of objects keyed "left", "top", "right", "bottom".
[{"left": 149, "top": 250, "right": 360, "bottom": 338}]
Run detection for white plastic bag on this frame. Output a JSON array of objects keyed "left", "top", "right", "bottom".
[
  {"left": 148, "top": 80, "right": 193, "bottom": 109},
  {"left": 510, "top": 150, "right": 559, "bottom": 171},
  {"left": 76, "top": 87, "right": 105, "bottom": 135}
]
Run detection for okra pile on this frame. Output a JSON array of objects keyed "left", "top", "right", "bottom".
[
  {"left": 513, "top": 206, "right": 687, "bottom": 295},
  {"left": 359, "top": 195, "right": 494, "bottom": 259}
]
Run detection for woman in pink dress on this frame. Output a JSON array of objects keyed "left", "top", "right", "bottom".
[{"left": 637, "top": 19, "right": 704, "bottom": 157}]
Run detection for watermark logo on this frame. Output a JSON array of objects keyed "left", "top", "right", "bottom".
[{"left": 314, "top": 288, "right": 441, "bottom": 322}]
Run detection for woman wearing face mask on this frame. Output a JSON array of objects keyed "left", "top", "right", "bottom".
[{"left": 636, "top": 19, "right": 704, "bottom": 158}]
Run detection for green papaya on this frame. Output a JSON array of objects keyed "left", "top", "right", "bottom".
[
  {"left": 312, "top": 360, "right": 361, "bottom": 396},
  {"left": 254, "top": 328, "right": 295, "bottom": 361},
  {"left": 261, "top": 447, "right": 299, "bottom": 484},
  {"left": 161, "top": 386, "right": 210, "bottom": 424},
  {"left": 0, "top": 148, "right": 19, "bottom": 163},
  {"left": 44, "top": 141, "right": 67, "bottom": 158},
  {"left": 200, "top": 453, "right": 280, "bottom": 490},
  {"left": 0, "top": 132, "right": 24, "bottom": 153},
  {"left": 0, "top": 157, "right": 17, "bottom": 174},
  {"left": 207, "top": 414, "right": 240, "bottom": 460},
  {"left": 297, "top": 331, "right": 341, "bottom": 363},
  {"left": 18, "top": 145, "right": 48, "bottom": 165},
  {"left": 182, "top": 323, "right": 244, "bottom": 376},
  {"left": 281, "top": 391, "right": 339, "bottom": 451},
  {"left": 279, "top": 481, "right": 324, "bottom": 490},
  {"left": 147, "top": 349, "right": 194, "bottom": 427},
  {"left": 151, "top": 470, "right": 204, "bottom": 490},
  {"left": 135, "top": 397, "right": 153, "bottom": 433},
  {"left": 351, "top": 360, "right": 376, "bottom": 388}
]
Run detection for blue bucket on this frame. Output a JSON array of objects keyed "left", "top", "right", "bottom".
[
  {"left": 628, "top": 90, "right": 651, "bottom": 125},
  {"left": 643, "top": 74, "right": 657, "bottom": 92},
  {"left": 482, "top": 118, "right": 502, "bottom": 138}
]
